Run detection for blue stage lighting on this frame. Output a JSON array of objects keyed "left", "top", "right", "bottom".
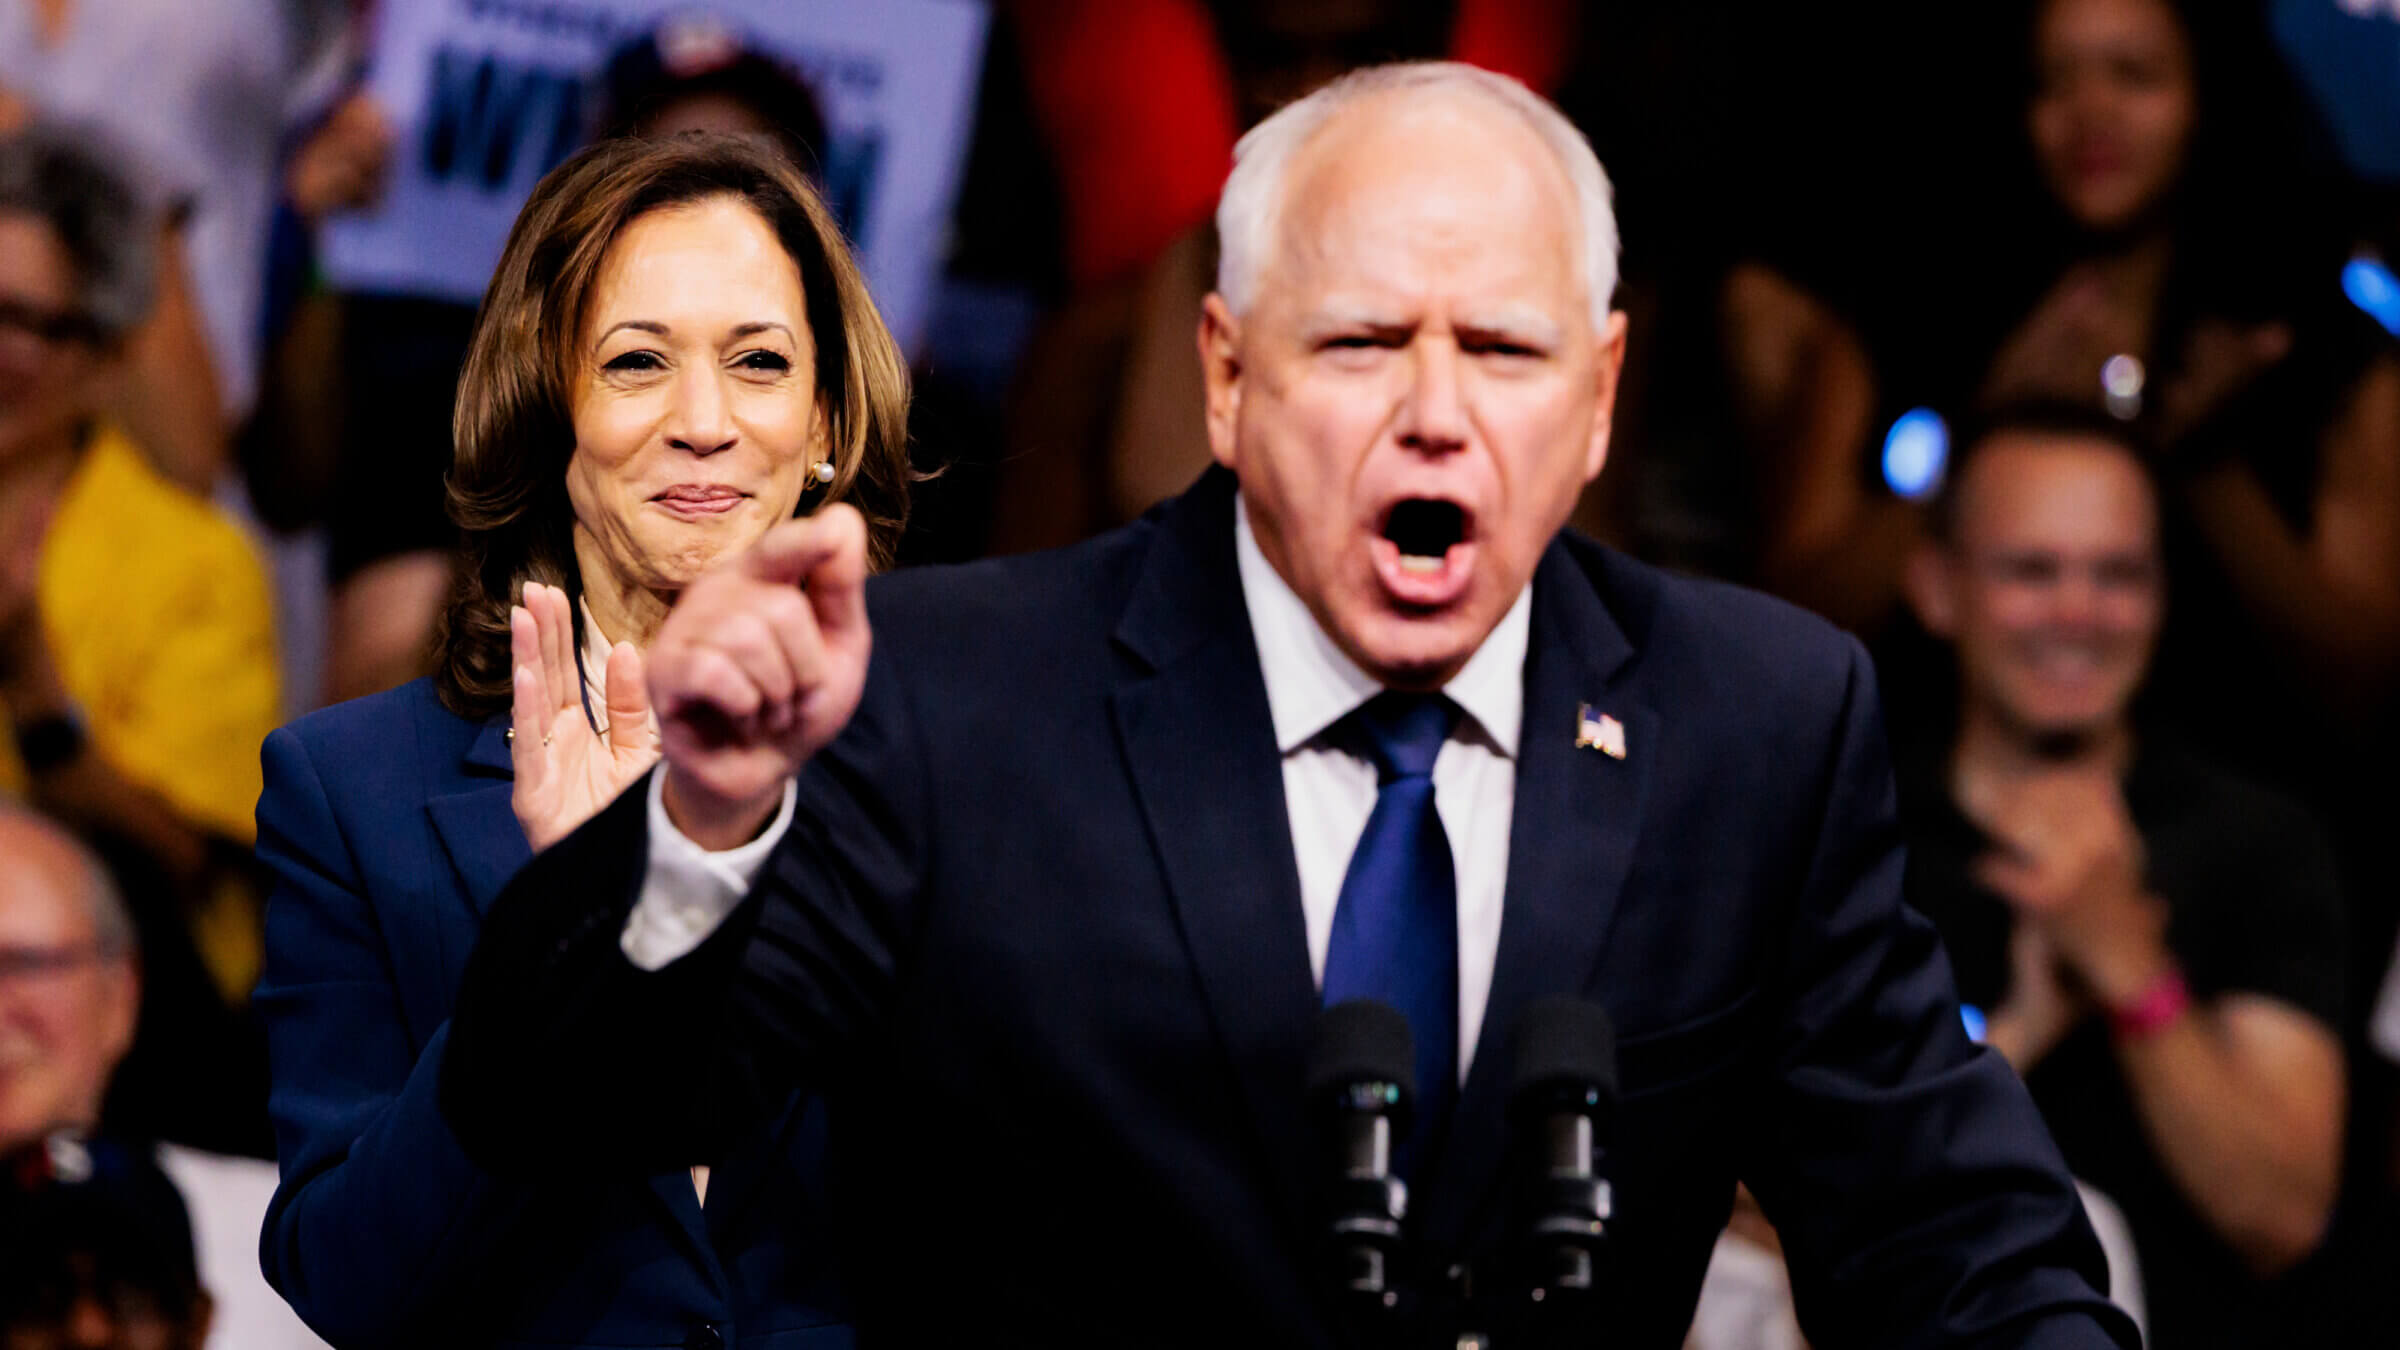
[
  {"left": 2345, "top": 255, "right": 2400, "bottom": 338},
  {"left": 1960, "top": 1004, "right": 1987, "bottom": 1045},
  {"left": 1882, "top": 407, "right": 1950, "bottom": 501}
]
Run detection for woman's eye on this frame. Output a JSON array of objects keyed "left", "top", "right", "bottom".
[
  {"left": 736, "top": 350, "right": 792, "bottom": 373},
  {"left": 603, "top": 351, "right": 663, "bottom": 372}
]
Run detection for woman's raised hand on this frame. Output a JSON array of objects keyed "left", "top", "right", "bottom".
[{"left": 509, "top": 581, "right": 661, "bottom": 852}]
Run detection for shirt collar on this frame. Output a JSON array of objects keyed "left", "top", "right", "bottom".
[{"left": 1234, "top": 495, "right": 1528, "bottom": 758}]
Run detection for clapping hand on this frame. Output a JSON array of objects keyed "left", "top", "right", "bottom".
[
  {"left": 647, "top": 504, "right": 872, "bottom": 850},
  {"left": 1987, "top": 921, "right": 2088, "bottom": 1071},
  {"left": 509, "top": 581, "right": 660, "bottom": 852},
  {"left": 2154, "top": 317, "right": 2292, "bottom": 451},
  {"left": 1979, "top": 266, "right": 2142, "bottom": 408},
  {"left": 1965, "top": 768, "right": 2167, "bottom": 1006}
]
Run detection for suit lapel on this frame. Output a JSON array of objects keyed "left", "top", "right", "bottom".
[
  {"left": 1111, "top": 470, "right": 1320, "bottom": 1236},
  {"left": 1421, "top": 544, "right": 1654, "bottom": 1245},
  {"left": 424, "top": 718, "right": 532, "bottom": 918}
]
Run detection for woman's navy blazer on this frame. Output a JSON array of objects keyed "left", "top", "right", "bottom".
[{"left": 253, "top": 677, "right": 847, "bottom": 1349}]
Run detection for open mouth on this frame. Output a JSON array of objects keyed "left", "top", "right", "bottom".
[
  {"left": 1371, "top": 498, "right": 1476, "bottom": 607},
  {"left": 1384, "top": 499, "right": 1465, "bottom": 570}
]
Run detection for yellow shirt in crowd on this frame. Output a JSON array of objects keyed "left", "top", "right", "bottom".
[{"left": 0, "top": 425, "right": 279, "bottom": 844}]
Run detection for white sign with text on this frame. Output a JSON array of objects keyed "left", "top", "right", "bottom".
[{"left": 322, "top": 0, "right": 988, "bottom": 354}]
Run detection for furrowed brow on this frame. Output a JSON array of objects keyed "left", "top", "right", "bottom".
[
  {"left": 1298, "top": 304, "right": 1411, "bottom": 342},
  {"left": 1455, "top": 308, "right": 1563, "bottom": 348}
]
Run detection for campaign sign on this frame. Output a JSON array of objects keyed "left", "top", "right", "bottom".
[{"left": 321, "top": 0, "right": 988, "bottom": 354}]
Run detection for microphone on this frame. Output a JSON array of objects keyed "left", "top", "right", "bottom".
[
  {"left": 1508, "top": 995, "right": 1617, "bottom": 1302},
  {"left": 1306, "top": 999, "right": 1416, "bottom": 1315}
]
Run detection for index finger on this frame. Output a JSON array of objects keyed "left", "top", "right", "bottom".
[
  {"left": 797, "top": 504, "right": 868, "bottom": 640},
  {"left": 745, "top": 503, "right": 866, "bottom": 587}
]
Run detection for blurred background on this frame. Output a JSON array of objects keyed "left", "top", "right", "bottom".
[{"left": 2, "top": 2, "right": 2397, "bottom": 1347}]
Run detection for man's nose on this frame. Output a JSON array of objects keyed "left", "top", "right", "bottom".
[
  {"left": 1397, "top": 340, "right": 1467, "bottom": 455},
  {"left": 2052, "top": 571, "right": 2103, "bottom": 626},
  {"left": 665, "top": 366, "right": 737, "bottom": 457}
]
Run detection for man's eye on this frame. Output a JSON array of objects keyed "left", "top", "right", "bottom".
[
  {"left": 1324, "top": 335, "right": 1383, "bottom": 350},
  {"left": 2098, "top": 561, "right": 2155, "bottom": 590},
  {"left": 736, "top": 350, "right": 792, "bottom": 372},
  {"left": 1469, "top": 341, "right": 1540, "bottom": 359},
  {"left": 603, "top": 351, "right": 664, "bottom": 372}
]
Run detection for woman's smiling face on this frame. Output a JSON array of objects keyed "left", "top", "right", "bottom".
[{"left": 564, "top": 194, "right": 821, "bottom": 594}]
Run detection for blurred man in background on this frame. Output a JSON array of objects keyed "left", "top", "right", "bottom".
[
  {"left": 1898, "top": 404, "right": 2347, "bottom": 1350},
  {"left": 0, "top": 805, "right": 321, "bottom": 1350}
]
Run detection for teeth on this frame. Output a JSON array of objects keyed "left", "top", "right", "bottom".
[{"left": 1398, "top": 554, "right": 1444, "bottom": 574}]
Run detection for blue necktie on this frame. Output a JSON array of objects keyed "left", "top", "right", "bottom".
[{"left": 1321, "top": 692, "right": 1460, "bottom": 1171}]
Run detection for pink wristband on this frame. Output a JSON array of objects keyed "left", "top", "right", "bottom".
[{"left": 2108, "top": 967, "right": 2191, "bottom": 1041}]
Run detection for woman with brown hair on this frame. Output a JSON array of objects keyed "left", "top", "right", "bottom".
[{"left": 250, "top": 133, "right": 909, "bottom": 1348}]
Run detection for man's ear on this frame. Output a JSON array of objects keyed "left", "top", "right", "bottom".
[
  {"left": 1583, "top": 309, "right": 1630, "bottom": 483},
  {"left": 1198, "top": 294, "right": 1242, "bottom": 470},
  {"left": 1904, "top": 539, "right": 1958, "bottom": 638},
  {"left": 97, "top": 950, "right": 141, "bottom": 1075}
]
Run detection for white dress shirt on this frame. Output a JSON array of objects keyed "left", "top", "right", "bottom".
[
  {"left": 594, "top": 595, "right": 800, "bottom": 971},
  {"left": 623, "top": 499, "right": 1532, "bottom": 1079}
]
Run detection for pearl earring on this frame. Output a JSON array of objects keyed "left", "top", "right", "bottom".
[{"left": 813, "top": 458, "right": 836, "bottom": 484}]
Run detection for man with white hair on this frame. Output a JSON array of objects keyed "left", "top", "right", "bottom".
[{"left": 441, "top": 64, "right": 2135, "bottom": 1346}]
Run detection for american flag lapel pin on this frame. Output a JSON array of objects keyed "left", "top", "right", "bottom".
[{"left": 1575, "top": 703, "right": 1627, "bottom": 759}]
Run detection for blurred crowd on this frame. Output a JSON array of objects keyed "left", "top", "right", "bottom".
[{"left": 1, "top": 1, "right": 2396, "bottom": 1347}]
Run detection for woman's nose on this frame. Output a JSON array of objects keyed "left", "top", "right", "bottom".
[{"left": 665, "top": 368, "right": 736, "bottom": 456}]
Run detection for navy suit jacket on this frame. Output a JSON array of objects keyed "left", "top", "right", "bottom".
[
  {"left": 442, "top": 469, "right": 2137, "bottom": 1347},
  {"left": 253, "top": 679, "right": 849, "bottom": 1349}
]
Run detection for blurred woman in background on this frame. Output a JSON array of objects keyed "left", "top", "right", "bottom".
[
  {"left": 1985, "top": 0, "right": 2400, "bottom": 741},
  {"left": 1759, "top": 0, "right": 2400, "bottom": 748}
]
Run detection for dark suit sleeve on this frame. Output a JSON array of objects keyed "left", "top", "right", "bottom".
[
  {"left": 253, "top": 726, "right": 533, "bottom": 1347},
  {"left": 440, "top": 655, "right": 928, "bottom": 1177},
  {"left": 1742, "top": 641, "right": 2139, "bottom": 1350}
]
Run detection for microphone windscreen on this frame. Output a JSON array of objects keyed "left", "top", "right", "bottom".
[
  {"left": 1308, "top": 999, "right": 1417, "bottom": 1104},
  {"left": 1509, "top": 995, "right": 1618, "bottom": 1106}
]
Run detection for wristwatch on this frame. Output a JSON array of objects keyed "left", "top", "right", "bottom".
[{"left": 14, "top": 708, "right": 89, "bottom": 775}]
